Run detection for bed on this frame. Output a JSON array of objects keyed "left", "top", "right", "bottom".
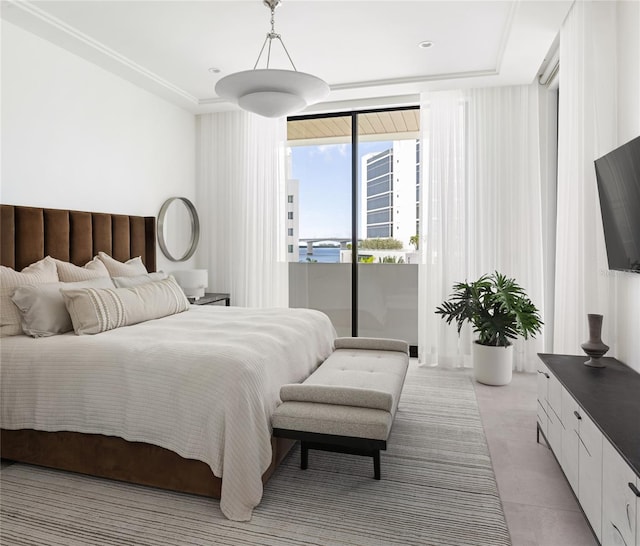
[{"left": 0, "top": 204, "right": 336, "bottom": 521}]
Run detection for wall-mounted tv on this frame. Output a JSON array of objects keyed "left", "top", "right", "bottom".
[{"left": 594, "top": 135, "right": 640, "bottom": 273}]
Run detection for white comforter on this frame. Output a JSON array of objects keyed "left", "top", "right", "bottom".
[{"left": 0, "top": 305, "right": 336, "bottom": 521}]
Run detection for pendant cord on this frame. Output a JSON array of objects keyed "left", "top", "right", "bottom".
[{"left": 252, "top": 2, "right": 297, "bottom": 71}]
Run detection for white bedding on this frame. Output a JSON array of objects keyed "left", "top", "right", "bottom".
[{"left": 0, "top": 305, "right": 336, "bottom": 521}]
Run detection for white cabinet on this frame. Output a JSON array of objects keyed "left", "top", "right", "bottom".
[
  {"left": 603, "top": 441, "right": 639, "bottom": 546},
  {"left": 577, "top": 408, "right": 603, "bottom": 541},
  {"left": 561, "top": 388, "right": 580, "bottom": 494},
  {"left": 546, "top": 371, "right": 563, "bottom": 456},
  {"left": 536, "top": 363, "right": 550, "bottom": 439},
  {"left": 561, "top": 387, "right": 603, "bottom": 540},
  {"left": 537, "top": 361, "right": 562, "bottom": 457},
  {"left": 537, "top": 354, "right": 640, "bottom": 546}
]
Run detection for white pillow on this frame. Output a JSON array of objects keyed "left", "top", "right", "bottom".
[
  {"left": 62, "top": 276, "right": 189, "bottom": 335},
  {"left": 0, "top": 257, "right": 59, "bottom": 337},
  {"left": 55, "top": 257, "right": 110, "bottom": 282},
  {"left": 112, "top": 271, "right": 167, "bottom": 288},
  {"left": 97, "top": 252, "right": 148, "bottom": 277},
  {"left": 11, "top": 277, "right": 115, "bottom": 337}
]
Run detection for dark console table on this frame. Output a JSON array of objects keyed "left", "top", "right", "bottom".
[
  {"left": 538, "top": 353, "right": 640, "bottom": 476},
  {"left": 537, "top": 353, "right": 640, "bottom": 546}
]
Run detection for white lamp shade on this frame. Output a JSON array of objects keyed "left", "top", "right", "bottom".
[
  {"left": 215, "top": 69, "right": 329, "bottom": 118},
  {"left": 172, "top": 269, "right": 208, "bottom": 299},
  {"left": 239, "top": 91, "right": 305, "bottom": 119}
]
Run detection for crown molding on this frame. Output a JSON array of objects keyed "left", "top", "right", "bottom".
[{"left": 2, "top": 0, "right": 199, "bottom": 109}]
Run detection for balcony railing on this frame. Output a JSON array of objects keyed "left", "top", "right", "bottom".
[{"left": 289, "top": 262, "right": 418, "bottom": 344}]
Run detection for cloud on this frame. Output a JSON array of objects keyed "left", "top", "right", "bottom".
[{"left": 311, "top": 143, "right": 350, "bottom": 160}]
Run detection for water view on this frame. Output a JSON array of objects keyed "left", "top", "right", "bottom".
[{"left": 298, "top": 246, "right": 341, "bottom": 263}]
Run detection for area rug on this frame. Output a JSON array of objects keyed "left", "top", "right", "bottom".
[{"left": 0, "top": 365, "right": 511, "bottom": 546}]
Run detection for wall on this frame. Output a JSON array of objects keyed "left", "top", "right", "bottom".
[
  {"left": 612, "top": 1, "right": 640, "bottom": 371},
  {"left": 1, "top": 21, "right": 197, "bottom": 273}
]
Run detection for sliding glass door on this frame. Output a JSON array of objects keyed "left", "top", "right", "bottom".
[
  {"left": 287, "top": 115, "right": 353, "bottom": 336},
  {"left": 356, "top": 112, "right": 419, "bottom": 344},
  {"left": 287, "top": 108, "right": 419, "bottom": 347}
]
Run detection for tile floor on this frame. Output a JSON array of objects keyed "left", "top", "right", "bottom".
[{"left": 474, "top": 371, "right": 598, "bottom": 546}]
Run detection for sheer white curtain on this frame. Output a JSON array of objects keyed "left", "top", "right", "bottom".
[
  {"left": 418, "top": 90, "right": 471, "bottom": 368},
  {"left": 196, "top": 110, "right": 288, "bottom": 308},
  {"left": 418, "top": 84, "right": 546, "bottom": 372},
  {"left": 554, "top": 1, "right": 618, "bottom": 355}
]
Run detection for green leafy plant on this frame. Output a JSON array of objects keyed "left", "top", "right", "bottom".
[
  {"left": 379, "top": 256, "right": 405, "bottom": 264},
  {"left": 435, "top": 271, "right": 543, "bottom": 347},
  {"left": 359, "top": 238, "right": 403, "bottom": 250},
  {"left": 409, "top": 235, "right": 419, "bottom": 250},
  {"left": 358, "top": 255, "right": 375, "bottom": 263}
]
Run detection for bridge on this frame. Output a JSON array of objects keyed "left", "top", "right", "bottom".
[{"left": 298, "top": 238, "right": 361, "bottom": 255}]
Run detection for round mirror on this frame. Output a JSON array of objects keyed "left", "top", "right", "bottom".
[{"left": 157, "top": 197, "right": 200, "bottom": 262}]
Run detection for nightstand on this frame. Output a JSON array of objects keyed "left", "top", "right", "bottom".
[{"left": 189, "top": 293, "right": 230, "bottom": 306}]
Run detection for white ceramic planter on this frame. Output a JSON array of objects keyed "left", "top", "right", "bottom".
[{"left": 472, "top": 341, "right": 514, "bottom": 386}]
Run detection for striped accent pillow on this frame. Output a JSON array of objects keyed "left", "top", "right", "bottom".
[
  {"left": 0, "top": 257, "right": 59, "bottom": 337},
  {"left": 55, "top": 257, "right": 110, "bottom": 282},
  {"left": 61, "top": 275, "right": 190, "bottom": 335},
  {"left": 11, "top": 277, "right": 115, "bottom": 337}
]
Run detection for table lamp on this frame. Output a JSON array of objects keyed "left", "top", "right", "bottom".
[{"left": 172, "top": 269, "right": 208, "bottom": 300}]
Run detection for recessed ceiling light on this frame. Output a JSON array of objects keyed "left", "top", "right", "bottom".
[
  {"left": 418, "top": 41, "right": 434, "bottom": 49},
  {"left": 208, "top": 67, "right": 221, "bottom": 74}
]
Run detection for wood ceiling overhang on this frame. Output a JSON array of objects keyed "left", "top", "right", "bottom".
[{"left": 287, "top": 109, "right": 420, "bottom": 145}]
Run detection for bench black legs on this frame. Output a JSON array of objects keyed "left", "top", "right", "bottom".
[
  {"left": 273, "top": 429, "right": 387, "bottom": 480},
  {"left": 373, "top": 450, "right": 381, "bottom": 480},
  {"left": 301, "top": 442, "right": 309, "bottom": 470},
  {"left": 300, "top": 440, "right": 382, "bottom": 480}
]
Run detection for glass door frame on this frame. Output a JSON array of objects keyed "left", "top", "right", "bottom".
[{"left": 288, "top": 105, "right": 420, "bottom": 337}]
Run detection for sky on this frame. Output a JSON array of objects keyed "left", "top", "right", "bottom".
[{"left": 290, "top": 141, "right": 391, "bottom": 239}]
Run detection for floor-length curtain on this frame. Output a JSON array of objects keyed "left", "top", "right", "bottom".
[
  {"left": 196, "top": 110, "right": 288, "bottom": 308},
  {"left": 554, "top": 1, "right": 618, "bottom": 355},
  {"left": 418, "top": 84, "right": 546, "bottom": 372},
  {"left": 418, "top": 90, "right": 470, "bottom": 368}
]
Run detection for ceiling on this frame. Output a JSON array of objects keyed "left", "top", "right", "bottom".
[{"left": 1, "top": 0, "right": 571, "bottom": 116}]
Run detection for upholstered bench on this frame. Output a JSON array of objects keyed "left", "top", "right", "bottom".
[{"left": 272, "top": 337, "right": 409, "bottom": 479}]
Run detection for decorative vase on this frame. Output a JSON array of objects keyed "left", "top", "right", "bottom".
[{"left": 581, "top": 314, "right": 609, "bottom": 368}]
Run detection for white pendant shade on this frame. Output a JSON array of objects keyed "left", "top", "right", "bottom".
[{"left": 216, "top": 69, "right": 329, "bottom": 118}]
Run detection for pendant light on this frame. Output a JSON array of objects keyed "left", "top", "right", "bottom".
[{"left": 215, "top": 0, "right": 329, "bottom": 118}]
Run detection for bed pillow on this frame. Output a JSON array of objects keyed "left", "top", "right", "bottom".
[
  {"left": 97, "top": 252, "right": 148, "bottom": 277},
  {"left": 55, "top": 257, "right": 110, "bottom": 282},
  {"left": 11, "top": 277, "right": 115, "bottom": 337},
  {"left": 112, "top": 271, "right": 167, "bottom": 288},
  {"left": 0, "top": 257, "right": 59, "bottom": 337},
  {"left": 62, "top": 276, "right": 189, "bottom": 335}
]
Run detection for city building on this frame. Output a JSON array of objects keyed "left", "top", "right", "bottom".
[
  {"left": 286, "top": 178, "right": 300, "bottom": 262},
  {"left": 360, "top": 140, "right": 420, "bottom": 249}
]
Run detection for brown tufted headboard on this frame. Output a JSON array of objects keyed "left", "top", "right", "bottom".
[{"left": 0, "top": 204, "right": 156, "bottom": 272}]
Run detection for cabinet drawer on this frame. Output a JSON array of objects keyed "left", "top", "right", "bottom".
[
  {"left": 561, "top": 388, "right": 580, "bottom": 495},
  {"left": 578, "top": 409, "right": 603, "bottom": 541},
  {"left": 602, "top": 441, "right": 637, "bottom": 546},
  {"left": 536, "top": 362, "right": 551, "bottom": 438},
  {"left": 548, "top": 371, "right": 562, "bottom": 415}
]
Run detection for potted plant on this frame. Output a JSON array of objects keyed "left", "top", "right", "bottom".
[{"left": 435, "top": 271, "right": 543, "bottom": 385}]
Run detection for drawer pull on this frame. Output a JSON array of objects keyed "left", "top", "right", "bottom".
[
  {"left": 573, "top": 410, "right": 582, "bottom": 420},
  {"left": 611, "top": 522, "right": 629, "bottom": 546},
  {"left": 537, "top": 370, "right": 550, "bottom": 378},
  {"left": 629, "top": 482, "right": 640, "bottom": 497}
]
